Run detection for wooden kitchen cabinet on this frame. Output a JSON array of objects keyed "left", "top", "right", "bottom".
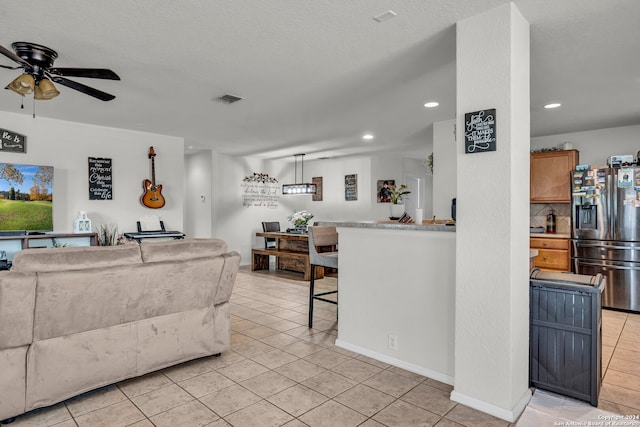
[
  {"left": 530, "top": 237, "right": 571, "bottom": 272},
  {"left": 530, "top": 150, "right": 579, "bottom": 203}
]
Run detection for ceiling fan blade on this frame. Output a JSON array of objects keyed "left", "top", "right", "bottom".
[
  {"left": 49, "top": 67, "right": 120, "bottom": 80},
  {"left": 50, "top": 76, "right": 116, "bottom": 101},
  {"left": 0, "top": 63, "right": 21, "bottom": 70},
  {"left": 0, "top": 44, "right": 32, "bottom": 69}
]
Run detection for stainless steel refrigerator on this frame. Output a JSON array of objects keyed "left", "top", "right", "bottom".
[{"left": 572, "top": 166, "right": 640, "bottom": 313}]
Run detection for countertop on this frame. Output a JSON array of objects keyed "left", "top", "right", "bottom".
[
  {"left": 316, "top": 220, "right": 456, "bottom": 232},
  {"left": 530, "top": 232, "right": 571, "bottom": 239}
]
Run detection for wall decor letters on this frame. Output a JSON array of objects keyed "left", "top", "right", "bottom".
[
  {"left": 464, "top": 108, "right": 496, "bottom": 153},
  {"left": 241, "top": 172, "right": 280, "bottom": 208}
]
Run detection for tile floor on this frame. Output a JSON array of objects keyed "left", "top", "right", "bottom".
[{"left": 5, "top": 267, "right": 640, "bottom": 427}]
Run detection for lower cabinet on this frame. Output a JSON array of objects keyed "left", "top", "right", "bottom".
[{"left": 530, "top": 237, "right": 571, "bottom": 272}]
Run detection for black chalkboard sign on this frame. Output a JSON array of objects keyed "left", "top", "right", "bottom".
[
  {"left": 345, "top": 174, "right": 358, "bottom": 201},
  {"left": 88, "top": 157, "right": 113, "bottom": 200},
  {"left": 464, "top": 109, "right": 496, "bottom": 154},
  {"left": 0, "top": 128, "right": 26, "bottom": 153}
]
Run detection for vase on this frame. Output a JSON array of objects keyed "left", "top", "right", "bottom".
[
  {"left": 294, "top": 224, "right": 308, "bottom": 233},
  {"left": 390, "top": 204, "right": 405, "bottom": 219}
]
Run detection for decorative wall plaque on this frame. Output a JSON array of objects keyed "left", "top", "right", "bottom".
[
  {"left": 312, "top": 177, "right": 323, "bottom": 201},
  {"left": 0, "top": 128, "right": 26, "bottom": 153},
  {"left": 88, "top": 157, "right": 113, "bottom": 200},
  {"left": 345, "top": 174, "right": 358, "bottom": 201},
  {"left": 464, "top": 109, "right": 496, "bottom": 153}
]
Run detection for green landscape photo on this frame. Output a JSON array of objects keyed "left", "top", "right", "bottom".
[{"left": 0, "top": 163, "right": 54, "bottom": 231}]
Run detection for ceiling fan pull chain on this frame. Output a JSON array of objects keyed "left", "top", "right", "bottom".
[{"left": 32, "top": 93, "right": 36, "bottom": 118}]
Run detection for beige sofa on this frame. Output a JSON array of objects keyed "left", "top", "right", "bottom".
[{"left": 0, "top": 238, "right": 240, "bottom": 421}]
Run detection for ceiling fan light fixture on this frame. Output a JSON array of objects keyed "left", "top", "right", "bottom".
[
  {"left": 34, "top": 78, "right": 60, "bottom": 100},
  {"left": 7, "top": 73, "right": 35, "bottom": 95}
]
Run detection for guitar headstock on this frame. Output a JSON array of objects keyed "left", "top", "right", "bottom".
[{"left": 148, "top": 146, "right": 156, "bottom": 159}]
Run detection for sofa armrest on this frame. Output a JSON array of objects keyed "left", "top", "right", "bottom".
[
  {"left": 0, "top": 272, "right": 36, "bottom": 348},
  {"left": 214, "top": 252, "right": 241, "bottom": 305}
]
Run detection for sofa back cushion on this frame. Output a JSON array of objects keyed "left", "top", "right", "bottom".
[
  {"left": 140, "top": 238, "right": 227, "bottom": 263},
  {"left": 11, "top": 244, "right": 143, "bottom": 272}
]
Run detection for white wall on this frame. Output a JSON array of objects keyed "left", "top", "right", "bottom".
[
  {"left": 432, "top": 119, "right": 457, "bottom": 218},
  {"left": 0, "top": 111, "right": 184, "bottom": 234},
  {"left": 531, "top": 124, "right": 640, "bottom": 167}
]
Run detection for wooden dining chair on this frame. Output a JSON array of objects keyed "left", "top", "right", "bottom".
[
  {"left": 261, "top": 222, "right": 280, "bottom": 248},
  {"left": 307, "top": 226, "right": 338, "bottom": 328}
]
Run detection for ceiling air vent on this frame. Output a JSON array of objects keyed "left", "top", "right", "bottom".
[{"left": 215, "top": 94, "right": 244, "bottom": 104}]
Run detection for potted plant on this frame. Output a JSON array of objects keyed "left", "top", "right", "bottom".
[
  {"left": 288, "top": 210, "right": 314, "bottom": 233},
  {"left": 389, "top": 184, "right": 410, "bottom": 218}
]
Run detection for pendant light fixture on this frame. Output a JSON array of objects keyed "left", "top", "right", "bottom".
[{"left": 282, "top": 154, "right": 317, "bottom": 195}]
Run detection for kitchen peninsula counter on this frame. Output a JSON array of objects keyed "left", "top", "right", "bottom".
[
  {"left": 316, "top": 220, "right": 455, "bottom": 232},
  {"left": 318, "top": 220, "right": 456, "bottom": 385}
]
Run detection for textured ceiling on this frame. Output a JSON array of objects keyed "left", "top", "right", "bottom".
[{"left": 0, "top": 0, "right": 638, "bottom": 160}]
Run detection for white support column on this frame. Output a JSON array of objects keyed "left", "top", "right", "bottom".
[{"left": 452, "top": 3, "right": 531, "bottom": 422}]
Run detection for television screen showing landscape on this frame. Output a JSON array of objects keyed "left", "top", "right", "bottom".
[{"left": 0, "top": 163, "right": 54, "bottom": 231}]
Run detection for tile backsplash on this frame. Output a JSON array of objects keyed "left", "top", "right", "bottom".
[{"left": 530, "top": 203, "right": 571, "bottom": 234}]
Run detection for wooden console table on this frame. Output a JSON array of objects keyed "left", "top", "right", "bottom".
[{"left": 253, "top": 231, "right": 324, "bottom": 280}]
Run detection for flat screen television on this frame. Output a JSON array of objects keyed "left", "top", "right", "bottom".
[{"left": 0, "top": 162, "right": 54, "bottom": 233}]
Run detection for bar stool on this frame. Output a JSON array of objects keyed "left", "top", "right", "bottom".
[{"left": 307, "top": 226, "right": 338, "bottom": 328}]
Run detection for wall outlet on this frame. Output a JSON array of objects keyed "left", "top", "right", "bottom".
[{"left": 388, "top": 334, "right": 398, "bottom": 351}]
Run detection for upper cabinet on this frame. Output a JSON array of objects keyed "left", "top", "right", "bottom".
[{"left": 530, "top": 150, "right": 579, "bottom": 203}]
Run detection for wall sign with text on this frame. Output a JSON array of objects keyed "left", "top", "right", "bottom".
[
  {"left": 0, "top": 128, "right": 26, "bottom": 153},
  {"left": 345, "top": 174, "right": 358, "bottom": 201},
  {"left": 464, "top": 109, "right": 496, "bottom": 154},
  {"left": 88, "top": 157, "right": 113, "bottom": 200}
]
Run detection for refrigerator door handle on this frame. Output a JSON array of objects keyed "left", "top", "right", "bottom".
[
  {"left": 575, "top": 242, "right": 640, "bottom": 251},
  {"left": 576, "top": 259, "right": 640, "bottom": 271}
]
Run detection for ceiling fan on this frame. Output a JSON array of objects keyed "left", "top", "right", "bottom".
[{"left": 0, "top": 41, "right": 119, "bottom": 102}]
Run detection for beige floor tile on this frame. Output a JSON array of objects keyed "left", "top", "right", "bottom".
[
  {"left": 74, "top": 399, "right": 145, "bottom": 427},
  {"left": 303, "top": 332, "right": 339, "bottom": 347},
  {"left": 259, "top": 332, "right": 303, "bottom": 348},
  {"left": 303, "top": 348, "right": 352, "bottom": 369},
  {"left": 621, "top": 327, "right": 640, "bottom": 342},
  {"left": 302, "top": 371, "right": 358, "bottom": 398},
  {"left": 199, "top": 384, "right": 262, "bottom": 417},
  {"left": 49, "top": 420, "right": 78, "bottom": 427},
  {"left": 359, "top": 419, "right": 388, "bottom": 427},
  {"left": 363, "top": 370, "right": 422, "bottom": 398},
  {"left": 445, "top": 404, "right": 510, "bottom": 427},
  {"left": 331, "top": 358, "right": 383, "bottom": 382},
  {"left": 178, "top": 370, "right": 235, "bottom": 398},
  {"left": 267, "top": 384, "right": 329, "bottom": 417},
  {"left": 334, "top": 383, "right": 396, "bottom": 417},
  {"left": 149, "top": 400, "right": 218, "bottom": 427},
  {"left": 400, "top": 383, "right": 457, "bottom": 416},
  {"left": 423, "top": 378, "right": 454, "bottom": 393},
  {"left": 230, "top": 332, "right": 255, "bottom": 348},
  {"left": 602, "top": 345, "right": 615, "bottom": 370},
  {"left": 612, "top": 346, "right": 640, "bottom": 364},
  {"left": 231, "top": 319, "right": 261, "bottom": 332},
  {"left": 603, "top": 334, "right": 620, "bottom": 347},
  {"left": 242, "top": 324, "right": 279, "bottom": 339},
  {"left": 387, "top": 365, "right": 427, "bottom": 382},
  {"left": 9, "top": 403, "right": 72, "bottom": 427},
  {"left": 216, "top": 358, "right": 270, "bottom": 383},
  {"left": 117, "top": 372, "right": 174, "bottom": 398},
  {"left": 162, "top": 357, "right": 214, "bottom": 383},
  {"left": 599, "top": 383, "right": 640, "bottom": 411},
  {"left": 434, "top": 419, "right": 465, "bottom": 427},
  {"left": 240, "top": 370, "right": 297, "bottom": 398},
  {"left": 65, "top": 385, "right": 127, "bottom": 417},
  {"left": 130, "top": 384, "right": 194, "bottom": 417},
  {"left": 275, "top": 358, "right": 328, "bottom": 382},
  {"left": 267, "top": 319, "right": 303, "bottom": 332},
  {"left": 298, "top": 400, "right": 367, "bottom": 427},
  {"left": 202, "top": 350, "right": 246, "bottom": 370},
  {"left": 282, "top": 419, "right": 311, "bottom": 427},
  {"left": 355, "top": 354, "right": 392, "bottom": 369},
  {"left": 250, "top": 348, "right": 300, "bottom": 369},
  {"left": 127, "top": 420, "right": 155, "bottom": 427},
  {"left": 232, "top": 339, "right": 276, "bottom": 358},
  {"left": 225, "top": 400, "right": 293, "bottom": 427},
  {"left": 281, "top": 340, "right": 325, "bottom": 358},
  {"left": 598, "top": 399, "right": 640, "bottom": 416},
  {"left": 285, "top": 325, "right": 322, "bottom": 339},
  {"left": 373, "top": 399, "right": 441, "bottom": 427}
]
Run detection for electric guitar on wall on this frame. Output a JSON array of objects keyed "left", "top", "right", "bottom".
[{"left": 140, "top": 146, "right": 166, "bottom": 209}]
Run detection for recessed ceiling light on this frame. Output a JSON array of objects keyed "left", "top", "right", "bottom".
[
  {"left": 373, "top": 10, "right": 396, "bottom": 22},
  {"left": 424, "top": 102, "right": 439, "bottom": 108},
  {"left": 362, "top": 133, "right": 374, "bottom": 141},
  {"left": 544, "top": 103, "right": 561, "bottom": 109}
]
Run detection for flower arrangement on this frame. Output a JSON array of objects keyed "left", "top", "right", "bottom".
[
  {"left": 288, "top": 210, "right": 314, "bottom": 226},
  {"left": 390, "top": 184, "right": 410, "bottom": 204}
]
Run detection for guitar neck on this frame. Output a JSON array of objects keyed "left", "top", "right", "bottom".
[{"left": 151, "top": 156, "right": 156, "bottom": 186}]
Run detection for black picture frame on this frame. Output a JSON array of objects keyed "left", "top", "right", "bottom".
[{"left": 464, "top": 108, "right": 496, "bottom": 154}]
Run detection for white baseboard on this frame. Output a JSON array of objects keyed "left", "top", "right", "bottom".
[
  {"left": 450, "top": 388, "right": 532, "bottom": 423},
  {"left": 334, "top": 339, "right": 454, "bottom": 386}
]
